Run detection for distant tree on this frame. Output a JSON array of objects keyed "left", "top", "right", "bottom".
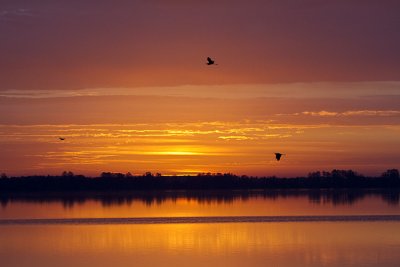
[
  {"left": 62, "top": 171, "right": 74, "bottom": 177},
  {"left": 1, "top": 168, "right": 399, "bottom": 192},
  {"left": 100, "top": 172, "right": 125, "bottom": 178},
  {"left": 322, "top": 171, "right": 331, "bottom": 178},
  {"left": 115, "top": 173, "right": 125, "bottom": 178},
  {"left": 144, "top": 172, "right": 153, "bottom": 177},
  {"left": 381, "top": 169, "right": 400, "bottom": 180},
  {"left": 101, "top": 172, "right": 112, "bottom": 178},
  {"left": 331, "top": 169, "right": 345, "bottom": 179},
  {"left": 331, "top": 169, "right": 360, "bottom": 180},
  {"left": 308, "top": 171, "right": 321, "bottom": 179}
]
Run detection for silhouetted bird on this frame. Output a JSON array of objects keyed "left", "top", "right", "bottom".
[
  {"left": 59, "top": 137, "right": 65, "bottom": 141},
  {"left": 275, "top": 153, "right": 285, "bottom": 161},
  {"left": 206, "top": 57, "right": 217, "bottom": 65}
]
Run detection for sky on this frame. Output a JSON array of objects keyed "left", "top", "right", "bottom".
[{"left": 0, "top": 0, "right": 400, "bottom": 176}]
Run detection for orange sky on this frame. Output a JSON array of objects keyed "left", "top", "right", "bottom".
[
  {"left": 0, "top": 1, "right": 400, "bottom": 176},
  {"left": 0, "top": 83, "right": 399, "bottom": 176}
]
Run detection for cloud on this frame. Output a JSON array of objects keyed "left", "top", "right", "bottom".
[
  {"left": 2, "top": 82, "right": 400, "bottom": 98},
  {"left": 0, "top": 8, "right": 33, "bottom": 21},
  {"left": 341, "top": 110, "right": 400, "bottom": 116},
  {"left": 302, "top": 111, "right": 338, "bottom": 117},
  {"left": 286, "top": 110, "right": 400, "bottom": 117}
]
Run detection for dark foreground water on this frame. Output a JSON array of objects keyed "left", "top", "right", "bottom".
[{"left": 1, "top": 190, "right": 400, "bottom": 267}]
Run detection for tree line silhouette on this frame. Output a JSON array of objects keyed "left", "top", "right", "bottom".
[{"left": 0, "top": 169, "right": 399, "bottom": 192}]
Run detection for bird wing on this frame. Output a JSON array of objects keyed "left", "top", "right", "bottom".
[{"left": 207, "top": 57, "right": 213, "bottom": 63}]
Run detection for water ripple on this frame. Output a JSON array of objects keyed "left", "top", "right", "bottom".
[{"left": 1, "top": 215, "right": 400, "bottom": 225}]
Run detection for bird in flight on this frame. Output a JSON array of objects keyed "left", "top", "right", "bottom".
[
  {"left": 275, "top": 153, "right": 285, "bottom": 161},
  {"left": 206, "top": 57, "right": 218, "bottom": 65},
  {"left": 59, "top": 137, "right": 65, "bottom": 141}
]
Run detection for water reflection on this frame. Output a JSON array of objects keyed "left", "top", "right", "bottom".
[
  {"left": 1, "top": 222, "right": 400, "bottom": 267},
  {"left": 1, "top": 189, "right": 399, "bottom": 208}
]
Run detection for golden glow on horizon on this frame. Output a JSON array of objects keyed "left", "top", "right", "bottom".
[
  {"left": 1, "top": 122, "right": 400, "bottom": 176},
  {"left": 148, "top": 151, "right": 205, "bottom": 156}
]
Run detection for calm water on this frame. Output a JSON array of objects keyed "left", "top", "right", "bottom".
[{"left": 1, "top": 190, "right": 400, "bottom": 267}]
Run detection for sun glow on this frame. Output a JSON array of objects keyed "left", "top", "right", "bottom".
[
  {"left": 148, "top": 151, "right": 205, "bottom": 156},
  {"left": 1, "top": 121, "right": 400, "bottom": 177}
]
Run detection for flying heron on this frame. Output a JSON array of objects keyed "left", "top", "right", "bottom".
[
  {"left": 275, "top": 153, "right": 285, "bottom": 161},
  {"left": 206, "top": 57, "right": 217, "bottom": 65}
]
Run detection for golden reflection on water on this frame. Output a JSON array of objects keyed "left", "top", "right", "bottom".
[
  {"left": 2, "top": 195, "right": 400, "bottom": 219},
  {"left": 1, "top": 222, "right": 399, "bottom": 267}
]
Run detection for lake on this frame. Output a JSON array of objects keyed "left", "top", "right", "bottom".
[{"left": 1, "top": 190, "right": 400, "bottom": 267}]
